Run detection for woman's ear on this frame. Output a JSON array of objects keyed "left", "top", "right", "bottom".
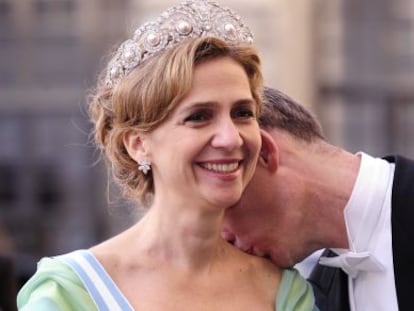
[
  {"left": 259, "top": 129, "right": 279, "bottom": 172},
  {"left": 123, "top": 130, "right": 147, "bottom": 162}
]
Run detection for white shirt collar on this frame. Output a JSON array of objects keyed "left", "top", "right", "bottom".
[
  {"left": 320, "top": 152, "right": 394, "bottom": 275},
  {"left": 319, "top": 152, "right": 399, "bottom": 311},
  {"left": 342, "top": 152, "right": 393, "bottom": 253}
]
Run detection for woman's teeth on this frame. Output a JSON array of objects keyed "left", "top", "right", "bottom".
[{"left": 202, "top": 162, "right": 239, "bottom": 173}]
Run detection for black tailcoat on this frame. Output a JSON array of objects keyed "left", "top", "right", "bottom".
[{"left": 308, "top": 155, "right": 414, "bottom": 311}]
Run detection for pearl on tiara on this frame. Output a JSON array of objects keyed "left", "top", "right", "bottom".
[{"left": 105, "top": 0, "right": 254, "bottom": 87}]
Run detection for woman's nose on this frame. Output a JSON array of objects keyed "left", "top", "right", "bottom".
[{"left": 211, "top": 118, "right": 243, "bottom": 150}]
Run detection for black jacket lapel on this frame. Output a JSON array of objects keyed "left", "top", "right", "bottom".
[{"left": 384, "top": 155, "right": 414, "bottom": 311}]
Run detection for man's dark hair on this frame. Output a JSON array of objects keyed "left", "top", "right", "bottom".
[{"left": 259, "top": 87, "right": 325, "bottom": 142}]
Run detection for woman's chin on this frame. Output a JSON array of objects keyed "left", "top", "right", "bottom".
[{"left": 210, "top": 195, "right": 242, "bottom": 209}]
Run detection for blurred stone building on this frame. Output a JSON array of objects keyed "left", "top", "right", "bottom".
[
  {"left": 0, "top": 0, "right": 413, "bottom": 289},
  {"left": 316, "top": 0, "right": 414, "bottom": 156},
  {"left": 0, "top": 0, "right": 138, "bottom": 285}
]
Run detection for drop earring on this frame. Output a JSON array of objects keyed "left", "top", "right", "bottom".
[{"left": 138, "top": 159, "right": 151, "bottom": 175}]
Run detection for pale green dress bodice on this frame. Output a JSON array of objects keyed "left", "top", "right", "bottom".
[{"left": 17, "top": 250, "right": 318, "bottom": 311}]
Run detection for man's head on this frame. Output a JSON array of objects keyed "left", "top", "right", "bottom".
[
  {"left": 258, "top": 87, "right": 325, "bottom": 142},
  {"left": 222, "top": 87, "right": 340, "bottom": 267}
]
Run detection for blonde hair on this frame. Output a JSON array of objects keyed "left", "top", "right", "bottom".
[{"left": 88, "top": 37, "right": 263, "bottom": 206}]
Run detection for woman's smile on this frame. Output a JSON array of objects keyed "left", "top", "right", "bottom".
[{"left": 198, "top": 160, "right": 241, "bottom": 173}]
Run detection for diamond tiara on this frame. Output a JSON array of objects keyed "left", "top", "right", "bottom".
[{"left": 105, "top": 0, "right": 254, "bottom": 87}]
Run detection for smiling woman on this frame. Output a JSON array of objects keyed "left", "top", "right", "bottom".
[
  {"left": 99, "top": 37, "right": 263, "bottom": 208},
  {"left": 126, "top": 56, "right": 261, "bottom": 209},
  {"left": 17, "top": 1, "right": 317, "bottom": 310}
]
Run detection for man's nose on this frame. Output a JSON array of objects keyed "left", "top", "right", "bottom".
[
  {"left": 234, "top": 238, "right": 251, "bottom": 252},
  {"left": 211, "top": 118, "right": 243, "bottom": 150},
  {"left": 221, "top": 230, "right": 236, "bottom": 243}
]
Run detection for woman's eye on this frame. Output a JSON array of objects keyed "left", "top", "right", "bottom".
[
  {"left": 184, "top": 110, "right": 212, "bottom": 123},
  {"left": 232, "top": 108, "right": 255, "bottom": 119}
]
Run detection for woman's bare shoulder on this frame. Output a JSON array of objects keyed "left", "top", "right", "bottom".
[{"left": 250, "top": 255, "right": 281, "bottom": 284}]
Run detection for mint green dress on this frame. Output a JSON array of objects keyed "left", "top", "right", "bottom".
[{"left": 17, "top": 250, "right": 318, "bottom": 311}]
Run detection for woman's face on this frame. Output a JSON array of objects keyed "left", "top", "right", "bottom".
[{"left": 144, "top": 56, "right": 261, "bottom": 209}]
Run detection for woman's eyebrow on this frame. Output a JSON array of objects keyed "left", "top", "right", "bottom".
[{"left": 179, "top": 101, "right": 218, "bottom": 112}]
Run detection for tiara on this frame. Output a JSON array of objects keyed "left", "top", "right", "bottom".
[{"left": 105, "top": 0, "right": 254, "bottom": 87}]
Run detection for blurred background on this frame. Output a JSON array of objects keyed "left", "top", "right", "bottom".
[{"left": 1, "top": 0, "right": 414, "bottom": 308}]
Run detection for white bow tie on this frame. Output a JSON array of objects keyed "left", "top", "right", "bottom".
[{"left": 319, "top": 251, "right": 385, "bottom": 278}]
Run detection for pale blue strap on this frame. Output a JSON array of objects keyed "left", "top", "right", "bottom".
[{"left": 57, "top": 249, "right": 134, "bottom": 311}]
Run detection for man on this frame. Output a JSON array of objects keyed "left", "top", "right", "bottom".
[{"left": 222, "top": 87, "right": 414, "bottom": 311}]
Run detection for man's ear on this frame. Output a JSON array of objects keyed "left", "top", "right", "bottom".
[
  {"left": 123, "top": 130, "right": 147, "bottom": 162},
  {"left": 259, "top": 129, "right": 279, "bottom": 172}
]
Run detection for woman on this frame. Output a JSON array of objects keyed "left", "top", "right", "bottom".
[{"left": 17, "top": 1, "right": 317, "bottom": 310}]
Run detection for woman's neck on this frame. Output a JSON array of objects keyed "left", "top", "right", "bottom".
[{"left": 128, "top": 201, "right": 230, "bottom": 271}]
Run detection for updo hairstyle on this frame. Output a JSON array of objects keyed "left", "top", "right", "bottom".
[{"left": 88, "top": 37, "right": 263, "bottom": 206}]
